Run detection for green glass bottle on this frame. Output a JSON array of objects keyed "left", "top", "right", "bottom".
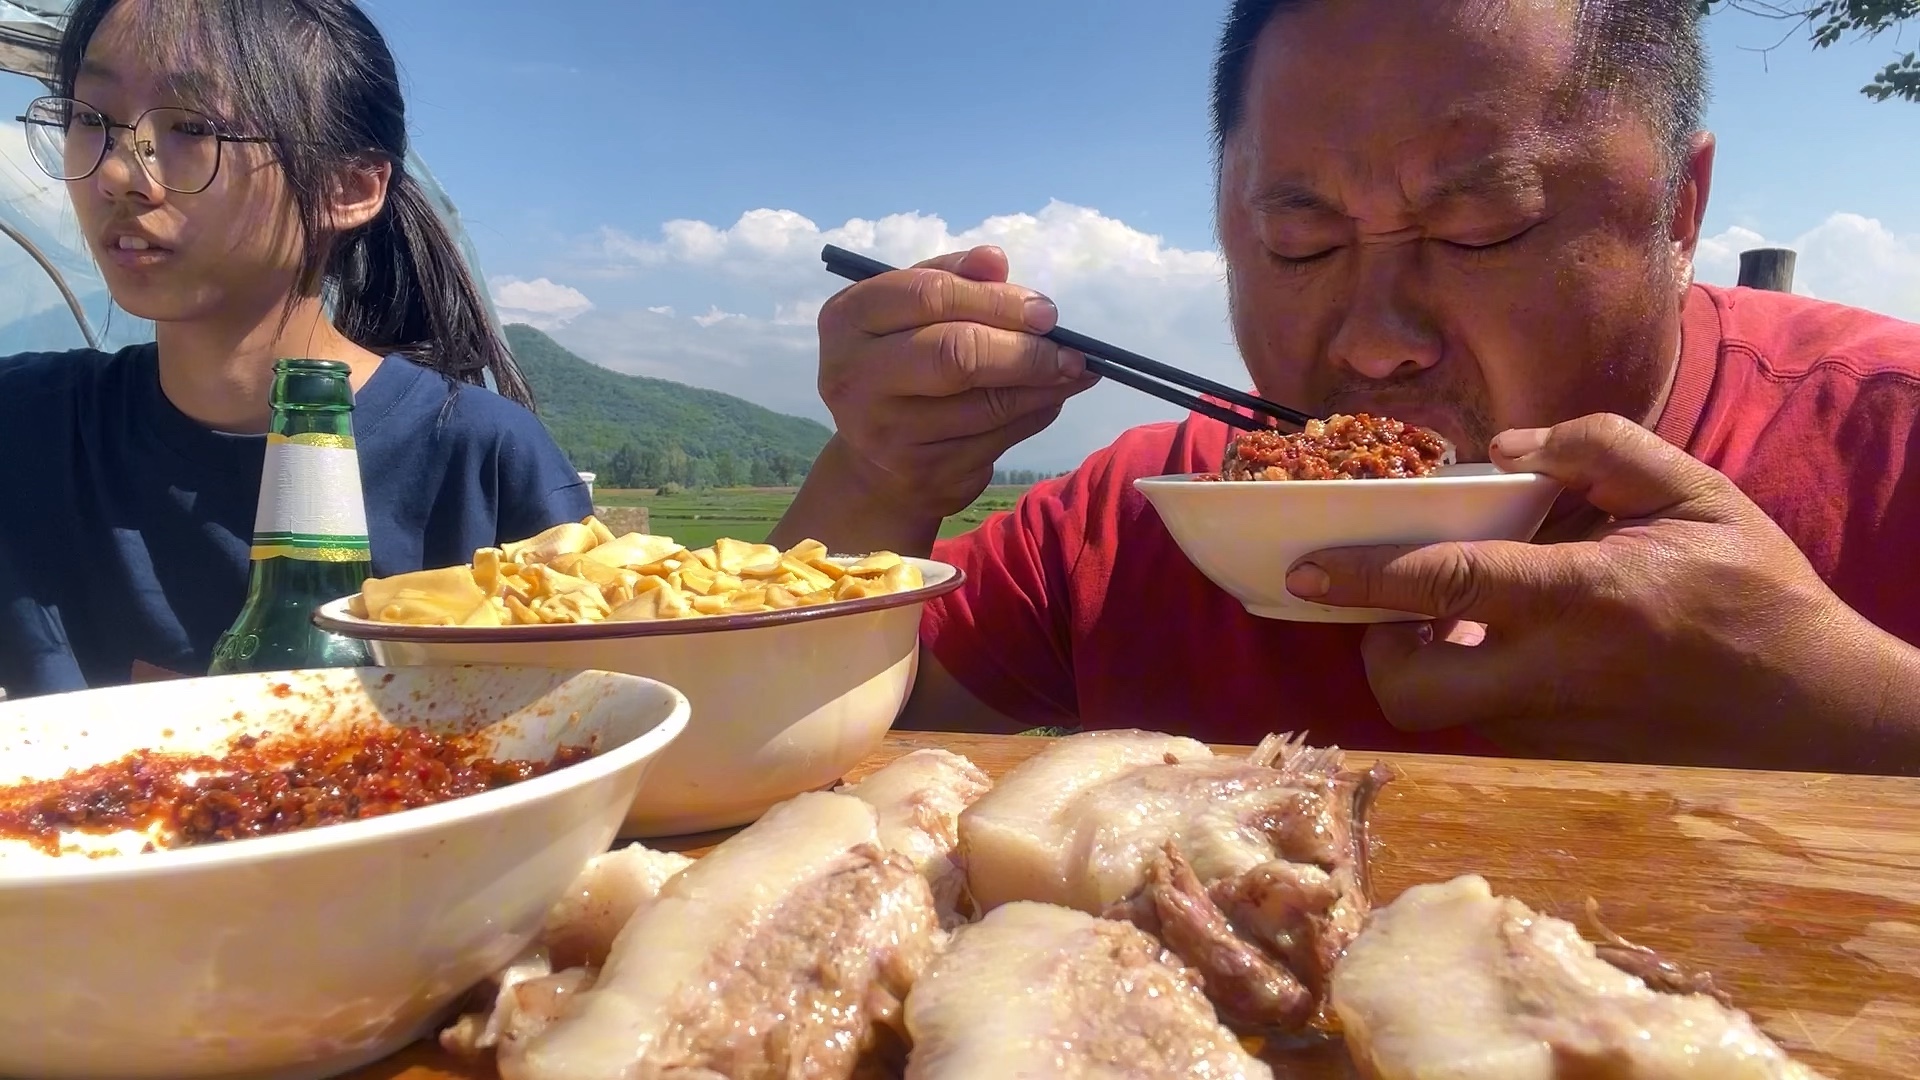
[{"left": 209, "top": 359, "right": 376, "bottom": 675}]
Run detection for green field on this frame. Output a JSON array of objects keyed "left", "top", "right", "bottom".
[{"left": 591, "top": 485, "right": 1031, "bottom": 549}]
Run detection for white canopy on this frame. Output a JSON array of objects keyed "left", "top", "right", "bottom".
[
  {"left": 0, "top": 2, "right": 58, "bottom": 82},
  {"left": 0, "top": 0, "right": 505, "bottom": 374}
]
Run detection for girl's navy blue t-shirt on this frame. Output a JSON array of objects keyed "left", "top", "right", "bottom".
[{"left": 0, "top": 344, "right": 593, "bottom": 698}]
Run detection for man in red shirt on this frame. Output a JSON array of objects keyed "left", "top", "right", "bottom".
[{"left": 772, "top": 0, "right": 1920, "bottom": 774}]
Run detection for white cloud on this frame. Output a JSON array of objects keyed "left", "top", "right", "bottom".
[
  {"left": 1696, "top": 213, "right": 1920, "bottom": 321},
  {"left": 554, "top": 200, "right": 1238, "bottom": 470},
  {"left": 692, "top": 306, "right": 746, "bottom": 328},
  {"left": 491, "top": 276, "right": 593, "bottom": 330}
]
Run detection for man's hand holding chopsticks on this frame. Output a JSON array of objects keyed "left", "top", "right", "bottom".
[{"left": 771, "top": 247, "right": 1097, "bottom": 557}]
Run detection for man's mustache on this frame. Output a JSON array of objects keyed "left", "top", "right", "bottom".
[{"left": 1319, "top": 377, "right": 1470, "bottom": 412}]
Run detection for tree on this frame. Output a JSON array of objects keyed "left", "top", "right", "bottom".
[
  {"left": 749, "top": 454, "right": 780, "bottom": 487},
  {"left": 688, "top": 457, "right": 719, "bottom": 490},
  {"left": 635, "top": 447, "right": 665, "bottom": 488},
  {"left": 714, "top": 449, "right": 743, "bottom": 488},
  {"left": 991, "top": 467, "right": 1058, "bottom": 486},
  {"left": 662, "top": 443, "right": 692, "bottom": 486},
  {"left": 769, "top": 451, "right": 805, "bottom": 485},
  {"left": 606, "top": 442, "right": 640, "bottom": 488},
  {"left": 1701, "top": 1, "right": 1919, "bottom": 103}
]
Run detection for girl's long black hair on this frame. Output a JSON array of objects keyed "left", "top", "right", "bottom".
[{"left": 54, "top": 0, "right": 536, "bottom": 409}]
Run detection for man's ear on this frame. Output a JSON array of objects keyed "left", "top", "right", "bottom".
[{"left": 1670, "top": 131, "right": 1715, "bottom": 271}]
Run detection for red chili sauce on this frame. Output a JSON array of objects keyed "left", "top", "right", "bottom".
[
  {"left": 0, "top": 726, "right": 591, "bottom": 855},
  {"left": 1205, "top": 413, "right": 1454, "bottom": 481}
]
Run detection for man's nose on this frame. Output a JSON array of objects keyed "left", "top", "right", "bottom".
[{"left": 1327, "top": 246, "right": 1442, "bottom": 380}]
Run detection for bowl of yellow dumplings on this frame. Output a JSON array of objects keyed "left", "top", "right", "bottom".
[{"left": 314, "top": 517, "right": 964, "bottom": 836}]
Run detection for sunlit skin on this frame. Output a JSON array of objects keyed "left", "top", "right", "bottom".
[
  {"left": 1217, "top": 0, "right": 1714, "bottom": 462},
  {"left": 64, "top": 3, "right": 390, "bottom": 432}
]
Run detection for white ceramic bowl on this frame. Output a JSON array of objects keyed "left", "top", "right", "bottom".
[
  {"left": 1134, "top": 464, "right": 1564, "bottom": 623},
  {"left": 0, "top": 665, "right": 688, "bottom": 1080},
  {"left": 314, "top": 556, "right": 965, "bottom": 837}
]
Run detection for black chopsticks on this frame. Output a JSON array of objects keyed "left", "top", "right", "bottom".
[{"left": 819, "top": 245, "right": 1311, "bottom": 433}]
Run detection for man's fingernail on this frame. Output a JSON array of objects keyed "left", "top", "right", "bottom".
[
  {"left": 1494, "top": 427, "right": 1550, "bottom": 458},
  {"left": 1057, "top": 348, "right": 1085, "bottom": 377},
  {"left": 1287, "top": 563, "right": 1330, "bottom": 598},
  {"left": 1024, "top": 296, "right": 1059, "bottom": 333}
]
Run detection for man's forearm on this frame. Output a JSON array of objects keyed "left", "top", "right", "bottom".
[{"left": 768, "top": 436, "right": 947, "bottom": 557}]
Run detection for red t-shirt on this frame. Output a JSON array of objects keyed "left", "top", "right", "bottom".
[{"left": 923, "top": 283, "right": 1920, "bottom": 751}]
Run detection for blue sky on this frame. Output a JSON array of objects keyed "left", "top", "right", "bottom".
[
  {"left": 364, "top": 1, "right": 1918, "bottom": 268},
  {"left": 4, "top": 2, "right": 1917, "bottom": 468}
]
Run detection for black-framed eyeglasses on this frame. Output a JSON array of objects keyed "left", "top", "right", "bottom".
[{"left": 15, "top": 95, "right": 273, "bottom": 196}]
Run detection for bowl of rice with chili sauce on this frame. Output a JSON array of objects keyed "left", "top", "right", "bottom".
[
  {"left": 314, "top": 517, "right": 965, "bottom": 837},
  {"left": 0, "top": 664, "right": 688, "bottom": 1080},
  {"left": 1135, "top": 413, "right": 1563, "bottom": 623}
]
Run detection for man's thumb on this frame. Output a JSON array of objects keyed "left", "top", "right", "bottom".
[{"left": 1490, "top": 412, "right": 1740, "bottom": 522}]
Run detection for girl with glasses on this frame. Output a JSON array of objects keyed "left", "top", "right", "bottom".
[{"left": 0, "top": 0, "right": 592, "bottom": 697}]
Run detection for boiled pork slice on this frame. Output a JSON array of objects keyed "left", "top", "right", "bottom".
[
  {"left": 542, "top": 843, "right": 697, "bottom": 971},
  {"left": 958, "top": 729, "right": 1390, "bottom": 1032},
  {"left": 837, "top": 748, "right": 993, "bottom": 927},
  {"left": 502, "top": 791, "right": 941, "bottom": 1080},
  {"left": 1330, "top": 875, "right": 1829, "bottom": 1080},
  {"left": 441, "top": 843, "right": 695, "bottom": 1058},
  {"left": 904, "top": 900, "right": 1273, "bottom": 1080}
]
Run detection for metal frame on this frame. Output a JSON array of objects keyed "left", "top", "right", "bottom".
[
  {"left": 0, "top": 212, "right": 96, "bottom": 347},
  {"left": 1, "top": 0, "right": 95, "bottom": 347}
]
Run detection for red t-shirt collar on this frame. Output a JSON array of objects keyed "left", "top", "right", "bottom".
[{"left": 1652, "top": 284, "right": 1723, "bottom": 451}]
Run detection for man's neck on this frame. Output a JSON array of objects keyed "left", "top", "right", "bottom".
[
  {"left": 1639, "top": 318, "right": 1686, "bottom": 439},
  {"left": 154, "top": 299, "right": 385, "bottom": 434}
]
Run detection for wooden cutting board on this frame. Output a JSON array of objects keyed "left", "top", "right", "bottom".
[{"left": 347, "top": 731, "right": 1920, "bottom": 1080}]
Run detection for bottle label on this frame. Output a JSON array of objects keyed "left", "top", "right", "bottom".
[{"left": 251, "top": 432, "right": 372, "bottom": 562}]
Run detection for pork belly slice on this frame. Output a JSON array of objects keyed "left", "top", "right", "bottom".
[
  {"left": 441, "top": 843, "right": 696, "bottom": 1058},
  {"left": 543, "top": 843, "right": 698, "bottom": 971},
  {"left": 957, "top": 729, "right": 1390, "bottom": 1033},
  {"left": 837, "top": 748, "right": 993, "bottom": 927},
  {"left": 904, "top": 900, "right": 1274, "bottom": 1080},
  {"left": 502, "top": 791, "right": 942, "bottom": 1080},
  {"left": 1330, "top": 875, "right": 1829, "bottom": 1080}
]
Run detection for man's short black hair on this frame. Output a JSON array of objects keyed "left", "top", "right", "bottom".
[{"left": 1210, "top": 0, "right": 1708, "bottom": 168}]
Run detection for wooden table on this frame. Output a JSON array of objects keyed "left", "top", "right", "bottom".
[{"left": 348, "top": 731, "right": 1920, "bottom": 1080}]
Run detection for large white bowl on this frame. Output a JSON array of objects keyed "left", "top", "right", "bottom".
[
  {"left": 0, "top": 665, "right": 688, "bottom": 1080},
  {"left": 1134, "top": 464, "right": 1564, "bottom": 623},
  {"left": 314, "top": 556, "right": 965, "bottom": 837}
]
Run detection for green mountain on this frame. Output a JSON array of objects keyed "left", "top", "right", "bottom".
[{"left": 505, "top": 324, "right": 831, "bottom": 488}]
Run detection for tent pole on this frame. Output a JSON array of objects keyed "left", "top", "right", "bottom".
[{"left": 0, "top": 215, "right": 100, "bottom": 350}]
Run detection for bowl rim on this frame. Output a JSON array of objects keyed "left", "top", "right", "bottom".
[
  {"left": 313, "top": 555, "right": 966, "bottom": 643},
  {"left": 1133, "top": 462, "right": 1560, "bottom": 490},
  {"left": 0, "top": 665, "right": 691, "bottom": 889}
]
